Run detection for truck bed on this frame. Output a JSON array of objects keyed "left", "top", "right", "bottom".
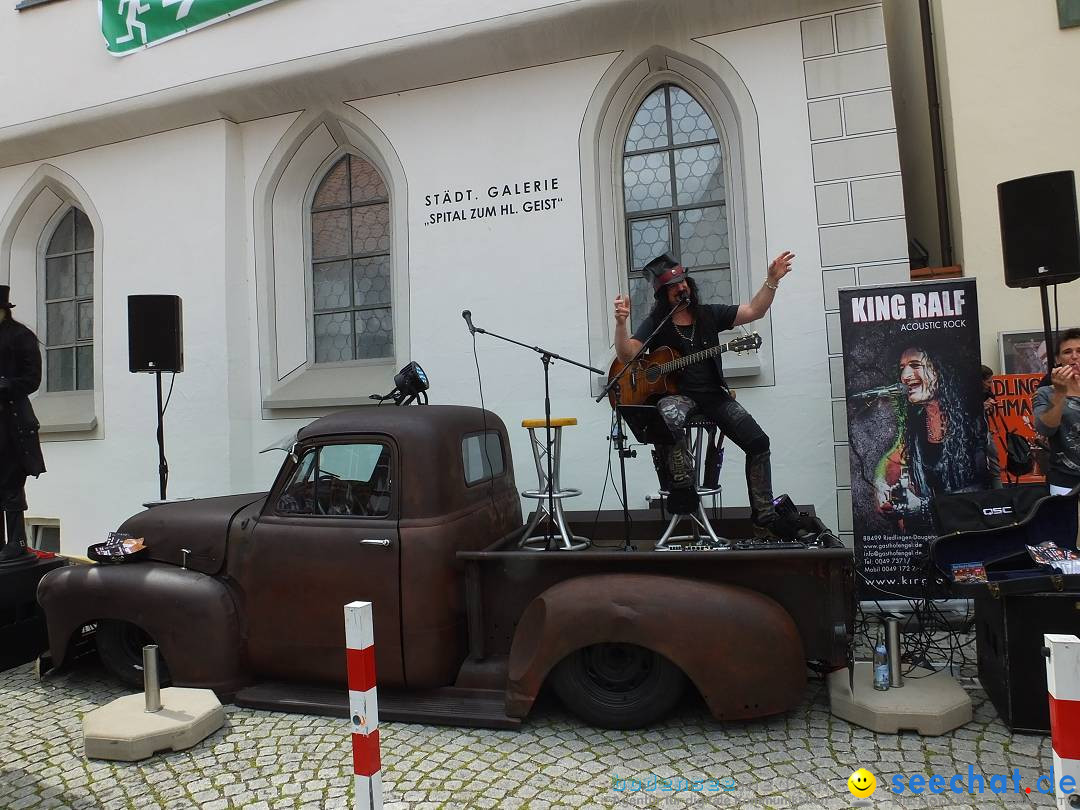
[{"left": 459, "top": 508, "right": 855, "bottom": 668}]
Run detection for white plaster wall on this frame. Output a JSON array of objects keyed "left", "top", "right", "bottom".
[
  {"left": 699, "top": 22, "right": 838, "bottom": 526},
  {"left": 933, "top": 0, "right": 1080, "bottom": 368},
  {"left": 0, "top": 0, "right": 575, "bottom": 129},
  {"left": 3, "top": 4, "right": 869, "bottom": 553},
  {"left": 354, "top": 28, "right": 835, "bottom": 524},
  {"left": 2, "top": 123, "right": 239, "bottom": 549}
]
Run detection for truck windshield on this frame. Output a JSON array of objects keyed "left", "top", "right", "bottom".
[{"left": 276, "top": 443, "right": 391, "bottom": 517}]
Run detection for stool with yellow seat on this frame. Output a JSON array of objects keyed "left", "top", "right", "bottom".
[{"left": 518, "top": 417, "right": 590, "bottom": 551}]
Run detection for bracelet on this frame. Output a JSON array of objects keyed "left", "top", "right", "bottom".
[{"left": 765, "top": 280, "right": 779, "bottom": 291}]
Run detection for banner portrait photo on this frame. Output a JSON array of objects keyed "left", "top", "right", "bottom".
[{"left": 839, "top": 278, "right": 989, "bottom": 599}]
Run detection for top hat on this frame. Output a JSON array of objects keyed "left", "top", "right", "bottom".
[
  {"left": 0, "top": 285, "right": 13, "bottom": 309},
  {"left": 641, "top": 254, "right": 688, "bottom": 295}
]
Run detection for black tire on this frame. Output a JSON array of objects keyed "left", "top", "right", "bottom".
[
  {"left": 96, "top": 621, "right": 171, "bottom": 690},
  {"left": 550, "top": 643, "right": 685, "bottom": 729}
]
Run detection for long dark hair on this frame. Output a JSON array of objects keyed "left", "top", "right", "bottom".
[
  {"left": 646, "top": 276, "right": 703, "bottom": 323},
  {"left": 897, "top": 345, "right": 982, "bottom": 494}
]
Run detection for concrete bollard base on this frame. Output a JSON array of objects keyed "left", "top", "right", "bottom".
[
  {"left": 83, "top": 687, "right": 224, "bottom": 761},
  {"left": 828, "top": 662, "right": 972, "bottom": 735}
]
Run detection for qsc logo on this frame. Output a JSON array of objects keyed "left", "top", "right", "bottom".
[{"left": 982, "top": 506, "right": 1014, "bottom": 516}]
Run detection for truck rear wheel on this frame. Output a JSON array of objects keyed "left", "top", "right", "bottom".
[
  {"left": 551, "top": 643, "right": 684, "bottom": 729},
  {"left": 96, "top": 621, "right": 171, "bottom": 690}
]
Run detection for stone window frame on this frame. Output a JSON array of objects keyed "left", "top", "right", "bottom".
[
  {"left": 253, "top": 107, "right": 410, "bottom": 416},
  {"left": 0, "top": 164, "right": 103, "bottom": 437},
  {"left": 580, "top": 47, "right": 774, "bottom": 394}
]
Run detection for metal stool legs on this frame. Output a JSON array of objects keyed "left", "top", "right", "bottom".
[
  {"left": 656, "top": 425, "right": 727, "bottom": 550},
  {"left": 519, "top": 421, "right": 589, "bottom": 551}
]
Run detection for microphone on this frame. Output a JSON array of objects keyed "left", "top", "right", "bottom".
[
  {"left": 462, "top": 309, "right": 475, "bottom": 334},
  {"left": 677, "top": 292, "right": 690, "bottom": 306},
  {"left": 849, "top": 382, "right": 906, "bottom": 400}
]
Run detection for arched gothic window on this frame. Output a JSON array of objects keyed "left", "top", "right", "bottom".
[
  {"left": 623, "top": 84, "right": 731, "bottom": 328},
  {"left": 43, "top": 207, "right": 94, "bottom": 392},
  {"left": 309, "top": 154, "right": 392, "bottom": 363}
]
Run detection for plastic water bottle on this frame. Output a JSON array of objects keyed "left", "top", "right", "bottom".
[{"left": 873, "top": 636, "right": 890, "bottom": 691}]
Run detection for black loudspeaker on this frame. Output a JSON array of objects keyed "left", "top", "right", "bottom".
[
  {"left": 975, "top": 592, "right": 1080, "bottom": 732},
  {"left": 998, "top": 170, "right": 1080, "bottom": 288},
  {"left": 128, "top": 295, "right": 184, "bottom": 373}
]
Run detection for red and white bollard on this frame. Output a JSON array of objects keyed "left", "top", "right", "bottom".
[
  {"left": 1045, "top": 633, "right": 1080, "bottom": 809},
  {"left": 345, "top": 601, "right": 382, "bottom": 810}
]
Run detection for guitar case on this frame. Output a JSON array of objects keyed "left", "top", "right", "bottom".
[{"left": 929, "top": 484, "right": 1079, "bottom": 597}]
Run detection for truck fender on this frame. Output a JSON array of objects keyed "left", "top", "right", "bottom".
[
  {"left": 37, "top": 561, "right": 245, "bottom": 695},
  {"left": 506, "top": 573, "right": 805, "bottom": 721}
]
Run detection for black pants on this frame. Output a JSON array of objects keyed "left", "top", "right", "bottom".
[
  {"left": 0, "top": 416, "right": 27, "bottom": 512},
  {"left": 656, "top": 392, "right": 775, "bottom": 524}
]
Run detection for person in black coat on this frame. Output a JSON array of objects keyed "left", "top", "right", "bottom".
[{"left": 0, "top": 285, "right": 45, "bottom": 562}]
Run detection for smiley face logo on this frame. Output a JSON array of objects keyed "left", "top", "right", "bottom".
[{"left": 847, "top": 768, "right": 877, "bottom": 798}]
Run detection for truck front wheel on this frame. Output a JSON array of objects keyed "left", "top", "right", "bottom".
[
  {"left": 96, "top": 621, "right": 171, "bottom": 689},
  {"left": 551, "top": 643, "right": 684, "bottom": 729}
]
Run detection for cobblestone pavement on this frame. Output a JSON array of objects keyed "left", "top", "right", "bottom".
[{"left": 0, "top": 659, "right": 1058, "bottom": 810}]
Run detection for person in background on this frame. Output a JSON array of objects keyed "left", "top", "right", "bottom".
[
  {"left": 1033, "top": 328, "right": 1080, "bottom": 495},
  {"left": 0, "top": 285, "right": 46, "bottom": 562}
]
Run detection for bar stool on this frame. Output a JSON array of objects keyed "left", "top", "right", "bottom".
[
  {"left": 656, "top": 416, "right": 728, "bottom": 550},
  {"left": 518, "top": 417, "right": 590, "bottom": 551}
]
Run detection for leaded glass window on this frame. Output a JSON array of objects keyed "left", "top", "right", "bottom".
[
  {"left": 310, "top": 155, "right": 392, "bottom": 363},
  {"left": 623, "top": 85, "right": 731, "bottom": 328},
  {"left": 43, "top": 208, "right": 93, "bottom": 392}
]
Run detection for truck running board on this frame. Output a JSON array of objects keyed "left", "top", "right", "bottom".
[{"left": 234, "top": 682, "right": 522, "bottom": 729}]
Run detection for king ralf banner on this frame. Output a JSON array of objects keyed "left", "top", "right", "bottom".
[
  {"left": 100, "top": 0, "right": 282, "bottom": 56},
  {"left": 839, "top": 278, "right": 989, "bottom": 599}
]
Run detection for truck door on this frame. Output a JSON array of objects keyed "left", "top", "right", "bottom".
[{"left": 243, "top": 438, "right": 403, "bottom": 686}]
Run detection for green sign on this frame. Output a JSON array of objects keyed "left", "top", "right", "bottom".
[{"left": 99, "top": 0, "right": 283, "bottom": 56}]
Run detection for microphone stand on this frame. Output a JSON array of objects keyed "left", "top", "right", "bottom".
[
  {"left": 466, "top": 313, "right": 605, "bottom": 549},
  {"left": 596, "top": 297, "right": 690, "bottom": 551}
]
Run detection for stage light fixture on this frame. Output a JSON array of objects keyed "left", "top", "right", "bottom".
[
  {"left": 370, "top": 361, "right": 429, "bottom": 405},
  {"left": 394, "top": 361, "right": 429, "bottom": 398}
]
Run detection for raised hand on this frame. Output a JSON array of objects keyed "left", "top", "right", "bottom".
[
  {"left": 1052, "top": 364, "right": 1078, "bottom": 393},
  {"left": 768, "top": 251, "right": 795, "bottom": 285},
  {"left": 614, "top": 294, "right": 631, "bottom": 326}
]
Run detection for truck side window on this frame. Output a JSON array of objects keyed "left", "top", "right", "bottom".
[
  {"left": 462, "top": 431, "right": 504, "bottom": 485},
  {"left": 277, "top": 443, "right": 392, "bottom": 517}
]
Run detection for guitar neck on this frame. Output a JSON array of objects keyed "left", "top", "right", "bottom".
[{"left": 658, "top": 343, "right": 728, "bottom": 375}]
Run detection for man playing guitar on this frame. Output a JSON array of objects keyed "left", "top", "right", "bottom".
[{"left": 613, "top": 251, "right": 793, "bottom": 537}]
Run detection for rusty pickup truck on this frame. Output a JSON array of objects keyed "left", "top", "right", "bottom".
[{"left": 38, "top": 404, "right": 854, "bottom": 729}]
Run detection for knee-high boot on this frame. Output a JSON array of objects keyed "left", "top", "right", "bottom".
[
  {"left": 746, "top": 449, "right": 779, "bottom": 532},
  {"left": 0, "top": 511, "right": 30, "bottom": 561}
]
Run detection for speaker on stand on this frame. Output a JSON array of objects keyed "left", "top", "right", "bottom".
[
  {"left": 997, "top": 170, "right": 1080, "bottom": 374},
  {"left": 127, "top": 295, "right": 184, "bottom": 501}
]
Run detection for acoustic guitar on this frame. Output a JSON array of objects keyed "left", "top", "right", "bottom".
[{"left": 607, "top": 332, "right": 763, "bottom": 408}]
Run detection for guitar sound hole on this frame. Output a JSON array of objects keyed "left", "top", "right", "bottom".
[{"left": 645, "top": 367, "right": 661, "bottom": 384}]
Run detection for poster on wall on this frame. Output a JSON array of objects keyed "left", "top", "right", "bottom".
[
  {"left": 999, "top": 329, "right": 1076, "bottom": 375},
  {"left": 987, "top": 373, "right": 1048, "bottom": 484},
  {"left": 839, "top": 278, "right": 989, "bottom": 599}
]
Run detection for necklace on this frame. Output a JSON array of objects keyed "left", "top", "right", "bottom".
[{"left": 673, "top": 319, "right": 696, "bottom": 345}]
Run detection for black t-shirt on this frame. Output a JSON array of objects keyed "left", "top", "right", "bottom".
[{"left": 632, "top": 303, "right": 739, "bottom": 396}]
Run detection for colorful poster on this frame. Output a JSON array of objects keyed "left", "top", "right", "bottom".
[
  {"left": 839, "top": 278, "right": 989, "bottom": 599},
  {"left": 986, "top": 373, "right": 1048, "bottom": 484}
]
